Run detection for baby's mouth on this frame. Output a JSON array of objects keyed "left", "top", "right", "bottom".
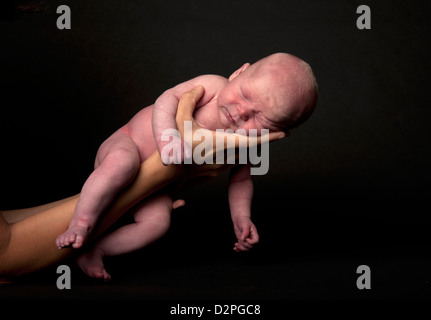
[{"left": 222, "top": 107, "right": 236, "bottom": 126}]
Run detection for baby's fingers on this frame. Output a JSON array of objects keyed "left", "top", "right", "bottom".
[
  {"left": 245, "top": 232, "right": 259, "bottom": 245},
  {"left": 246, "top": 227, "right": 260, "bottom": 245},
  {"left": 233, "top": 240, "right": 253, "bottom": 252},
  {"left": 241, "top": 241, "right": 254, "bottom": 250},
  {"left": 233, "top": 243, "right": 248, "bottom": 252},
  {"left": 161, "top": 148, "right": 172, "bottom": 165}
]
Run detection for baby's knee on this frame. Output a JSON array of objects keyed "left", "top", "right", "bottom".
[
  {"left": 135, "top": 195, "right": 172, "bottom": 232},
  {"left": 149, "top": 202, "right": 172, "bottom": 233},
  {"left": 154, "top": 212, "right": 171, "bottom": 236}
]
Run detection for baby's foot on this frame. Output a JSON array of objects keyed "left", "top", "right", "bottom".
[
  {"left": 76, "top": 250, "right": 111, "bottom": 281},
  {"left": 55, "top": 225, "right": 89, "bottom": 249}
]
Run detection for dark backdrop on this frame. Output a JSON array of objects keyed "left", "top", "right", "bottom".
[{"left": 1, "top": 0, "right": 430, "bottom": 300}]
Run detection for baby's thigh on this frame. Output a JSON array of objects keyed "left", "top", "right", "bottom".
[{"left": 95, "top": 131, "right": 140, "bottom": 168}]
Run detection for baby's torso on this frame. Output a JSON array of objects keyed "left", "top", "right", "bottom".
[{"left": 120, "top": 99, "right": 221, "bottom": 162}]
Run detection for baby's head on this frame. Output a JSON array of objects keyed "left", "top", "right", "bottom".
[{"left": 217, "top": 53, "right": 318, "bottom": 134}]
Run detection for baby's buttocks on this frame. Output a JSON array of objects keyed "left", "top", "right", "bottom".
[{"left": 123, "top": 105, "right": 158, "bottom": 162}]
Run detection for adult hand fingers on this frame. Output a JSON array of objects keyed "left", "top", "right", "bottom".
[{"left": 176, "top": 86, "right": 205, "bottom": 135}]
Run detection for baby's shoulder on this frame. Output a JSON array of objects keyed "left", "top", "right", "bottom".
[{"left": 192, "top": 74, "right": 228, "bottom": 91}]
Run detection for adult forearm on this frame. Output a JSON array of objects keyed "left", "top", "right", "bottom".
[
  {"left": 0, "top": 86, "right": 284, "bottom": 278},
  {"left": 0, "top": 151, "right": 178, "bottom": 278}
]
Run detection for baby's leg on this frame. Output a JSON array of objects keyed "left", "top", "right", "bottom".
[
  {"left": 56, "top": 132, "right": 141, "bottom": 249},
  {"left": 76, "top": 193, "right": 174, "bottom": 280}
]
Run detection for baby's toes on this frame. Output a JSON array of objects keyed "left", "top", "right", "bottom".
[
  {"left": 102, "top": 270, "right": 111, "bottom": 282},
  {"left": 66, "top": 232, "right": 76, "bottom": 245},
  {"left": 56, "top": 234, "right": 67, "bottom": 248},
  {"left": 72, "top": 235, "right": 84, "bottom": 249},
  {"left": 55, "top": 237, "right": 62, "bottom": 249}
]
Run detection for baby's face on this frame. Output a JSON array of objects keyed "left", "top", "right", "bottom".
[
  {"left": 217, "top": 68, "right": 287, "bottom": 134},
  {"left": 217, "top": 55, "right": 317, "bottom": 134}
]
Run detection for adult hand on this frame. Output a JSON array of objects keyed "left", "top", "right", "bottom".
[{"left": 174, "top": 86, "right": 286, "bottom": 178}]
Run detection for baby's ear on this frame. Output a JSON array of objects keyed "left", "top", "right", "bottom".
[{"left": 229, "top": 63, "right": 251, "bottom": 81}]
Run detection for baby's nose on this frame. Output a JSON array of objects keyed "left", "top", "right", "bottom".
[{"left": 237, "top": 106, "right": 249, "bottom": 121}]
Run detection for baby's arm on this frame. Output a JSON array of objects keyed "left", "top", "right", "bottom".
[
  {"left": 228, "top": 164, "right": 259, "bottom": 252},
  {"left": 152, "top": 75, "right": 224, "bottom": 164}
]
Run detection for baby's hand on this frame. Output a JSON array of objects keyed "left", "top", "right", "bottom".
[
  {"left": 160, "top": 133, "right": 192, "bottom": 165},
  {"left": 233, "top": 216, "right": 259, "bottom": 252}
]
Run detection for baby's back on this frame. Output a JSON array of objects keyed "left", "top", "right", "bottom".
[{"left": 119, "top": 75, "right": 227, "bottom": 162}]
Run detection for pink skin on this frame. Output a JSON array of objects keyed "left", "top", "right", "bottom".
[
  {"left": 55, "top": 53, "right": 317, "bottom": 279},
  {"left": 217, "top": 63, "right": 288, "bottom": 134}
]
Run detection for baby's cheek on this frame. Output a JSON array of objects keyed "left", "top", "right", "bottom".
[{"left": 244, "top": 119, "right": 259, "bottom": 132}]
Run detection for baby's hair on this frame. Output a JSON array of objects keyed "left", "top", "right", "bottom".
[
  {"left": 249, "top": 53, "right": 318, "bottom": 132},
  {"left": 284, "top": 59, "right": 318, "bottom": 131}
]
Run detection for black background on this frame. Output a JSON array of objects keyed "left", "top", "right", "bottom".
[{"left": 0, "top": 0, "right": 430, "bottom": 300}]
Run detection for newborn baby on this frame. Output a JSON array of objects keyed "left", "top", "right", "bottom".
[{"left": 55, "top": 52, "right": 318, "bottom": 280}]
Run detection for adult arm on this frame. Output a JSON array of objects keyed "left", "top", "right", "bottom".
[{"left": 0, "top": 86, "right": 284, "bottom": 278}]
